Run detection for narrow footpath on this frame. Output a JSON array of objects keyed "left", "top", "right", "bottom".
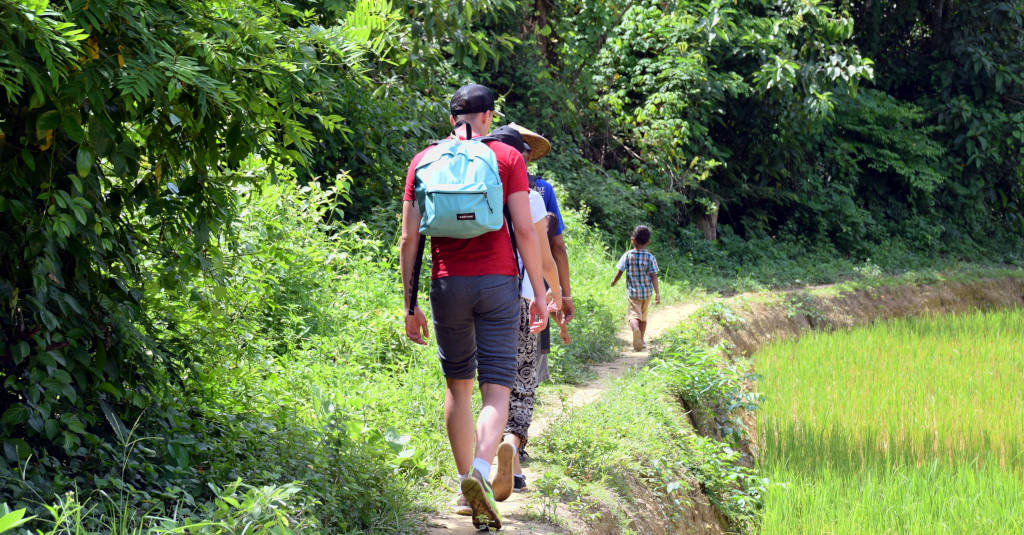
[{"left": 423, "top": 301, "right": 700, "bottom": 534}]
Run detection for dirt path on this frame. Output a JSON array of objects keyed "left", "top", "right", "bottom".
[{"left": 422, "top": 301, "right": 700, "bottom": 534}]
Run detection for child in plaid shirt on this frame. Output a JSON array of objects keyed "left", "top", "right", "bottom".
[{"left": 610, "top": 225, "right": 660, "bottom": 351}]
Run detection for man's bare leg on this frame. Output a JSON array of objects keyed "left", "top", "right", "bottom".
[
  {"left": 445, "top": 378, "right": 476, "bottom": 475},
  {"left": 476, "top": 383, "right": 511, "bottom": 463}
]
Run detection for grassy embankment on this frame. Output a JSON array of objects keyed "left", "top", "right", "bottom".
[{"left": 758, "top": 309, "right": 1024, "bottom": 533}]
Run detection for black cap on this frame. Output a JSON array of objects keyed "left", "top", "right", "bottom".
[
  {"left": 489, "top": 125, "right": 530, "bottom": 152},
  {"left": 450, "top": 84, "right": 496, "bottom": 116}
]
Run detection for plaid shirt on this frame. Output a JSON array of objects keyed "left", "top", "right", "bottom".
[{"left": 617, "top": 249, "right": 659, "bottom": 299}]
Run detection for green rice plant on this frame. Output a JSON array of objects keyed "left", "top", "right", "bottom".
[{"left": 758, "top": 307, "right": 1024, "bottom": 533}]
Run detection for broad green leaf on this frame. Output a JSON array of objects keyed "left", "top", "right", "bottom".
[
  {"left": 36, "top": 110, "right": 60, "bottom": 133},
  {"left": 76, "top": 147, "right": 93, "bottom": 178},
  {"left": 12, "top": 342, "right": 29, "bottom": 364},
  {"left": 62, "top": 414, "right": 86, "bottom": 434},
  {"left": 1, "top": 405, "right": 30, "bottom": 426},
  {"left": 0, "top": 507, "right": 34, "bottom": 533},
  {"left": 62, "top": 115, "right": 85, "bottom": 143},
  {"left": 72, "top": 205, "right": 87, "bottom": 224},
  {"left": 21, "top": 150, "right": 35, "bottom": 171}
]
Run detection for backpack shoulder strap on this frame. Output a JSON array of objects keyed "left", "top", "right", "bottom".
[{"left": 503, "top": 205, "right": 524, "bottom": 293}]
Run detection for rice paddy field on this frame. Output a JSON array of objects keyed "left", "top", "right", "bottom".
[{"left": 756, "top": 307, "right": 1024, "bottom": 534}]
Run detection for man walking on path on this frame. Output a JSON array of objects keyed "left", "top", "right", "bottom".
[{"left": 399, "top": 84, "right": 548, "bottom": 530}]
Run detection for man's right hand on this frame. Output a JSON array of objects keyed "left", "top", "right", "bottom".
[{"left": 405, "top": 306, "right": 429, "bottom": 345}]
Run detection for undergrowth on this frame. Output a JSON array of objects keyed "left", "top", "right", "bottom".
[{"left": 535, "top": 366, "right": 766, "bottom": 533}]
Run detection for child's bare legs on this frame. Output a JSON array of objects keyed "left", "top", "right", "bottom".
[
  {"left": 629, "top": 317, "right": 642, "bottom": 351},
  {"left": 639, "top": 320, "right": 648, "bottom": 347}
]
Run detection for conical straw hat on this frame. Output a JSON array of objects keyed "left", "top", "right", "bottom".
[{"left": 507, "top": 123, "right": 551, "bottom": 162}]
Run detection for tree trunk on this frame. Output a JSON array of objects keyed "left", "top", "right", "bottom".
[
  {"left": 695, "top": 201, "right": 720, "bottom": 241},
  {"left": 534, "top": 0, "right": 552, "bottom": 62}
]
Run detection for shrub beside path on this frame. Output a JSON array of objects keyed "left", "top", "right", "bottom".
[{"left": 423, "top": 301, "right": 700, "bottom": 534}]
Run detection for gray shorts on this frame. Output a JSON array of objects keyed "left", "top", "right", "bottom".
[{"left": 429, "top": 275, "right": 520, "bottom": 388}]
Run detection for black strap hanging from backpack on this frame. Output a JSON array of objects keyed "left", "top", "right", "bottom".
[
  {"left": 504, "top": 205, "right": 524, "bottom": 293},
  {"left": 408, "top": 233, "right": 427, "bottom": 316}
]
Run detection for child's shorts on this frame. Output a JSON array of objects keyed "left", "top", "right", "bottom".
[{"left": 627, "top": 297, "right": 651, "bottom": 322}]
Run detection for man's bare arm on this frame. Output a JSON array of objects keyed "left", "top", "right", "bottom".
[
  {"left": 400, "top": 200, "right": 429, "bottom": 344},
  {"left": 508, "top": 191, "right": 549, "bottom": 332},
  {"left": 550, "top": 232, "right": 574, "bottom": 321}
]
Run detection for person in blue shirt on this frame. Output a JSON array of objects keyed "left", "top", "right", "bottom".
[{"left": 509, "top": 124, "right": 574, "bottom": 349}]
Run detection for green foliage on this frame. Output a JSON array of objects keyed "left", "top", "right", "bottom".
[
  {"left": 0, "top": 0, "right": 407, "bottom": 481},
  {"left": 537, "top": 359, "right": 764, "bottom": 531},
  {"left": 8, "top": 480, "right": 315, "bottom": 534},
  {"left": 1, "top": 0, "right": 1022, "bottom": 530},
  {"left": 651, "top": 324, "right": 760, "bottom": 444},
  {"left": 145, "top": 175, "right": 425, "bottom": 532},
  {"left": 843, "top": 0, "right": 1024, "bottom": 253},
  {"left": 0, "top": 504, "right": 34, "bottom": 534},
  {"left": 549, "top": 0, "right": 874, "bottom": 231}
]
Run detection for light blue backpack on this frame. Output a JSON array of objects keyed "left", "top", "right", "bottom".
[{"left": 413, "top": 137, "right": 504, "bottom": 239}]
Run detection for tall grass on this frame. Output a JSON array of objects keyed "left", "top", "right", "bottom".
[{"left": 757, "top": 308, "right": 1024, "bottom": 533}]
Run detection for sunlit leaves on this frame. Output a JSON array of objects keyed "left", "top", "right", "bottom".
[{"left": 0, "top": 0, "right": 416, "bottom": 488}]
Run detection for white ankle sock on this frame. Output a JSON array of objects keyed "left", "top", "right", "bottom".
[
  {"left": 472, "top": 457, "right": 491, "bottom": 481},
  {"left": 459, "top": 473, "right": 468, "bottom": 482}
]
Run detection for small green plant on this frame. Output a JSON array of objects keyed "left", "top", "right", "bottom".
[
  {"left": 783, "top": 293, "right": 825, "bottom": 323},
  {"left": 651, "top": 332, "right": 761, "bottom": 445},
  {"left": 644, "top": 457, "right": 694, "bottom": 525},
  {"left": 678, "top": 435, "right": 767, "bottom": 532},
  {"left": 853, "top": 260, "right": 883, "bottom": 279},
  {"left": 533, "top": 471, "right": 569, "bottom": 522},
  {"left": 695, "top": 302, "right": 745, "bottom": 329}
]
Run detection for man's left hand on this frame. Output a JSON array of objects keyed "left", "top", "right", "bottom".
[{"left": 405, "top": 306, "right": 429, "bottom": 345}]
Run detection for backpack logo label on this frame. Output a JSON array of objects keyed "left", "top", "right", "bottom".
[{"left": 456, "top": 213, "right": 476, "bottom": 221}]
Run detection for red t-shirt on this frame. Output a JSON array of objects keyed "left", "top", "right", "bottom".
[{"left": 404, "top": 135, "right": 529, "bottom": 279}]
